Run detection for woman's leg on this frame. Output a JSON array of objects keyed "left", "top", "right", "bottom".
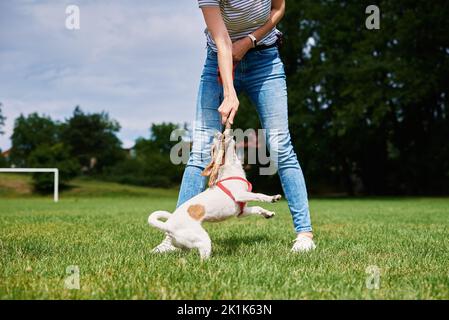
[{"left": 243, "top": 49, "right": 313, "bottom": 235}]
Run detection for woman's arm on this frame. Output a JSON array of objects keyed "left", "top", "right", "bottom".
[
  {"left": 201, "top": 7, "right": 239, "bottom": 125},
  {"left": 232, "top": 0, "right": 285, "bottom": 61}
]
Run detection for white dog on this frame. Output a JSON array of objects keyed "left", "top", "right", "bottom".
[{"left": 148, "top": 130, "right": 281, "bottom": 259}]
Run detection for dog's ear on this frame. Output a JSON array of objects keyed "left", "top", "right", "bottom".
[
  {"left": 201, "top": 161, "right": 214, "bottom": 177},
  {"left": 201, "top": 143, "right": 216, "bottom": 177}
]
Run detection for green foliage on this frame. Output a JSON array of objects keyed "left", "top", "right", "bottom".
[
  {"left": 61, "top": 106, "right": 125, "bottom": 173},
  {"left": 9, "top": 107, "right": 125, "bottom": 192},
  {"left": 0, "top": 102, "right": 6, "bottom": 166},
  {"left": 10, "top": 113, "right": 60, "bottom": 167},
  {"left": 28, "top": 143, "right": 79, "bottom": 193},
  {"left": 0, "top": 150, "right": 7, "bottom": 167},
  {"left": 228, "top": 1, "right": 449, "bottom": 195},
  {"left": 147, "top": 122, "right": 180, "bottom": 153},
  {"left": 0, "top": 102, "right": 5, "bottom": 135},
  {"left": 277, "top": 0, "right": 449, "bottom": 195},
  {"left": 7, "top": 107, "right": 184, "bottom": 191},
  {"left": 106, "top": 123, "right": 185, "bottom": 188}
]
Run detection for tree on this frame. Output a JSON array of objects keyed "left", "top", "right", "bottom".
[
  {"left": 0, "top": 102, "right": 5, "bottom": 135},
  {"left": 228, "top": 1, "right": 449, "bottom": 195},
  {"left": 28, "top": 143, "right": 79, "bottom": 193},
  {"left": 10, "top": 113, "right": 60, "bottom": 167},
  {"left": 148, "top": 122, "right": 180, "bottom": 154},
  {"left": 277, "top": 0, "right": 449, "bottom": 195},
  {"left": 107, "top": 123, "right": 185, "bottom": 187},
  {"left": 0, "top": 154, "right": 6, "bottom": 168},
  {"left": 9, "top": 112, "right": 80, "bottom": 190},
  {"left": 61, "top": 106, "right": 124, "bottom": 173},
  {"left": 0, "top": 103, "right": 6, "bottom": 166}
]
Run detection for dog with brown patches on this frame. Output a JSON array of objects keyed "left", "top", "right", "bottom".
[{"left": 148, "top": 129, "right": 281, "bottom": 260}]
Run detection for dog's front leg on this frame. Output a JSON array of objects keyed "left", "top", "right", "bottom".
[
  {"left": 240, "top": 206, "right": 275, "bottom": 219},
  {"left": 234, "top": 191, "right": 282, "bottom": 203}
]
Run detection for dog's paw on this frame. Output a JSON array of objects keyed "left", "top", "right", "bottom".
[
  {"left": 263, "top": 210, "right": 276, "bottom": 219},
  {"left": 271, "top": 194, "right": 282, "bottom": 203}
]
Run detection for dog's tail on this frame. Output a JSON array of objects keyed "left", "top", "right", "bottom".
[{"left": 148, "top": 211, "right": 171, "bottom": 232}]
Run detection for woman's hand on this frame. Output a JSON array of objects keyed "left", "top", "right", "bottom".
[
  {"left": 232, "top": 37, "right": 253, "bottom": 62},
  {"left": 218, "top": 93, "right": 239, "bottom": 125}
]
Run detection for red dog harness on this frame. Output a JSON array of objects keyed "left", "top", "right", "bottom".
[{"left": 216, "top": 176, "right": 253, "bottom": 215}]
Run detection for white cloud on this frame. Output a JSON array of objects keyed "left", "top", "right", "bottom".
[{"left": 0, "top": 0, "right": 207, "bottom": 150}]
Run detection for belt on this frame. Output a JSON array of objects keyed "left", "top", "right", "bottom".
[{"left": 247, "top": 43, "right": 278, "bottom": 52}]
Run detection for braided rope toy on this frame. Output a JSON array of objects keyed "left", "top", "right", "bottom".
[{"left": 201, "top": 121, "right": 232, "bottom": 187}]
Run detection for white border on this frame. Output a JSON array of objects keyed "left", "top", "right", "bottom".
[{"left": 0, "top": 168, "right": 59, "bottom": 202}]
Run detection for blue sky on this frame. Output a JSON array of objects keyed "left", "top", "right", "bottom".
[{"left": 0, "top": 0, "right": 207, "bottom": 149}]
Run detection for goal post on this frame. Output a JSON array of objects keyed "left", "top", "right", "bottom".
[{"left": 0, "top": 168, "right": 59, "bottom": 202}]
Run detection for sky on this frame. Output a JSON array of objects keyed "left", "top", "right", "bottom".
[{"left": 0, "top": 0, "right": 207, "bottom": 150}]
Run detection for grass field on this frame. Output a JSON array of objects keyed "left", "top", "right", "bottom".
[{"left": 0, "top": 174, "right": 448, "bottom": 299}]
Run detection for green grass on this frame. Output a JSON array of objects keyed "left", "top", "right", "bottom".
[{"left": 0, "top": 175, "right": 448, "bottom": 299}]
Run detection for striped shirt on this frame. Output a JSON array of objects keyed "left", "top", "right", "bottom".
[{"left": 198, "top": 0, "right": 281, "bottom": 52}]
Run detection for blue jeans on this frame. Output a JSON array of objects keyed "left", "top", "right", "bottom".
[{"left": 177, "top": 46, "right": 312, "bottom": 233}]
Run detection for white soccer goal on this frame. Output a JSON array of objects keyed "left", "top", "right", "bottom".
[{"left": 0, "top": 168, "right": 59, "bottom": 202}]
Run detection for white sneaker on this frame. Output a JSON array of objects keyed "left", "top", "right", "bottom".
[
  {"left": 291, "top": 234, "right": 316, "bottom": 253},
  {"left": 151, "top": 235, "right": 179, "bottom": 253}
]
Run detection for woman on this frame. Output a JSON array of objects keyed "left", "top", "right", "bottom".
[{"left": 153, "top": 0, "right": 315, "bottom": 253}]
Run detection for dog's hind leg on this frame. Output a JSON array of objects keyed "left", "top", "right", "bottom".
[
  {"left": 239, "top": 206, "right": 275, "bottom": 219},
  {"left": 234, "top": 191, "right": 282, "bottom": 203}
]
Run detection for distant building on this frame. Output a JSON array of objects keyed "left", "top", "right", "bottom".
[
  {"left": 0, "top": 149, "right": 13, "bottom": 167},
  {"left": 1, "top": 148, "right": 11, "bottom": 161},
  {"left": 123, "top": 147, "right": 136, "bottom": 158}
]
